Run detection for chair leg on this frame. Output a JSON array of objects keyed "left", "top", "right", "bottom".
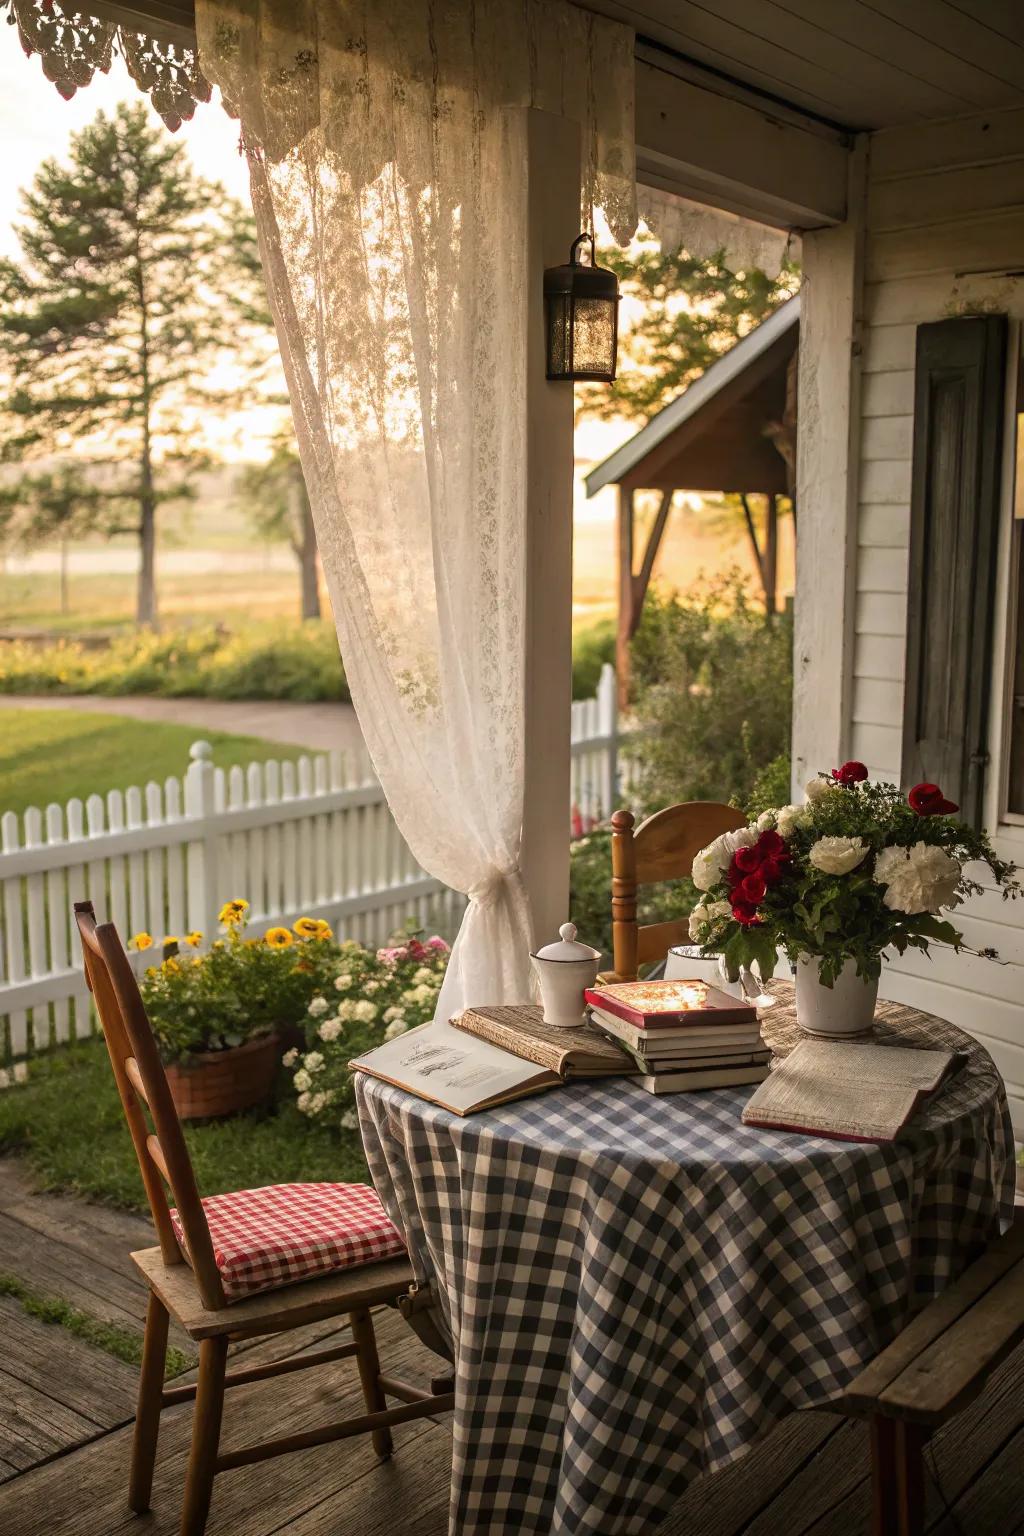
[
  {"left": 350, "top": 1306, "right": 392, "bottom": 1459},
  {"left": 870, "top": 1417, "right": 900, "bottom": 1536},
  {"left": 129, "top": 1291, "right": 169, "bottom": 1513},
  {"left": 870, "top": 1416, "right": 928, "bottom": 1536},
  {"left": 180, "top": 1336, "right": 228, "bottom": 1536},
  {"left": 894, "top": 1422, "right": 928, "bottom": 1536}
]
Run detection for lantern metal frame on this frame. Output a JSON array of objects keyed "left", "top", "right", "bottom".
[{"left": 543, "top": 231, "right": 620, "bottom": 384}]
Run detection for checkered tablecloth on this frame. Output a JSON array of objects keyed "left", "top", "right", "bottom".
[{"left": 355, "top": 986, "right": 1014, "bottom": 1536}]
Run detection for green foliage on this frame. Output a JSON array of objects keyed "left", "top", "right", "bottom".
[
  {"left": 0, "top": 1037, "right": 365, "bottom": 1209},
  {"left": 568, "top": 828, "right": 697, "bottom": 962},
  {"left": 136, "top": 905, "right": 339, "bottom": 1062},
  {"left": 571, "top": 619, "right": 615, "bottom": 699},
  {"left": 0, "top": 464, "right": 113, "bottom": 550},
  {"left": 0, "top": 1270, "right": 193, "bottom": 1378},
  {"left": 746, "top": 754, "right": 793, "bottom": 818},
  {"left": 577, "top": 231, "right": 799, "bottom": 425},
  {"left": 691, "top": 779, "right": 1021, "bottom": 985},
  {"left": 285, "top": 931, "right": 450, "bottom": 1126},
  {"left": 0, "top": 622, "right": 351, "bottom": 701},
  {"left": 628, "top": 578, "right": 793, "bottom": 813}
]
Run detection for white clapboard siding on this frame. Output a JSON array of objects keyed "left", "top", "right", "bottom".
[
  {"left": 847, "top": 111, "right": 1024, "bottom": 1130},
  {"left": 1, "top": 666, "right": 628, "bottom": 1062}
]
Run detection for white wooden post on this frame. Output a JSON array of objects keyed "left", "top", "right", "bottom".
[
  {"left": 792, "top": 136, "right": 867, "bottom": 797},
  {"left": 520, "top": 108, "right": 581, "bottom": 946},
  {"left": 598, "top": 662, "right": 618, "bottom": 818},
  {"left": 185, "top": 740, "right": 218, "bottom": 940}
]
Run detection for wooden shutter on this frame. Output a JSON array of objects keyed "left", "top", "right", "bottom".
[{"left": 902, "top": 315, "right": 1008, "bottom": 827}]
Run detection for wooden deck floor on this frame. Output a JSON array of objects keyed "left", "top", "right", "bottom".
[{"left": 1, "top": 1157, "right": 1021, "bottom": 1536}]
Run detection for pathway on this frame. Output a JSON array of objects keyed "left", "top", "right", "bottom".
[{"left": 0, "top": 694, "right": 365, "bottom": 755}]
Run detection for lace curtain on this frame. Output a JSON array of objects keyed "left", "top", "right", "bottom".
[
  {"left": 639, "top": 185, "right": 795, "bottom": 278},
  {"left": 195, "top": 0, "right": 636, "bottom": 1018}
]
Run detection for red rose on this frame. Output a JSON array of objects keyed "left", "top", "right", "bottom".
[
  {"left": 732, "top": 845, "right": 763, "bottom": 876},
  {"left": 908, "top": 782, "right": 959, "bottom": 816},
  {"left": 756, "top": 830, "right": 787, "bottom": 858},
  {"left": 731, "top": 898, "right": 762, "bottom": 926},
  {"left": 759, "top": 853, "right": 789, "bottom": 887},
  {"left": 738, "top": 872, "right": 767, "bottom": 904},
  {"left": 832, "top": 761, "right": 868, "bottom": 787}
]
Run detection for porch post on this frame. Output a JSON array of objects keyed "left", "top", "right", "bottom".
[
  {"left": 791, "top": 136, "right": 867, "bottom": 795},
  {"left": 520, "top": 109, "right": 581, "bottom": 945}
]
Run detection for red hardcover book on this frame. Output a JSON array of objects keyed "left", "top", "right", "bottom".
[{"left": 584, "top": 979, "right": 758, "bottom": 1030}]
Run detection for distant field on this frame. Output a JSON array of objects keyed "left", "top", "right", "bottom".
[{"left": 0, "top": 709, "right": 305, "bottom": 820}]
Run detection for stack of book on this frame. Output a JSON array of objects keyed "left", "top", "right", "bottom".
[{"left": 584, "top": 979, "right": 770, "bottom": 1095}]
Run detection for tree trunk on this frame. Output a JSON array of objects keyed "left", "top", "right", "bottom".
[
  {"left": 764, "top": 497, "right": 779, "bottom": 618},
  {"left": 137, "top": 485, "right": 157, "bottom": 627},
  {"left": 135, "top": 247, "right": 158, "bottom": 628},
  {"left": 290, "top": 469, "right": 320, "bottom": 621}
]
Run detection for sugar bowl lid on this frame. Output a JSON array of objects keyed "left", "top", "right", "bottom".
[{"left": 533, "top": 922, "right": 600, "bottom": 962}]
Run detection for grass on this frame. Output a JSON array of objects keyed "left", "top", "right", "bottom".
[
  {"left": 0, "top": 1036, "right": 369, "bottom": 1209},
  {"left": 0, "top": 1270, "right": 194, "bottom": 1378},
  {"left": 0, "top": 708, "right": 306, "bottom": 820}
]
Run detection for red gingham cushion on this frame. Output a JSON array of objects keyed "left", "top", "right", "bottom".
[{"left": 170, "top": 1182, "right": 406, "bottom": 1303}]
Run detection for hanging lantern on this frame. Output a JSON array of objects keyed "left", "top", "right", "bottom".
[{"left": 544, "top": 232, "right": 619, "bottom": 383}]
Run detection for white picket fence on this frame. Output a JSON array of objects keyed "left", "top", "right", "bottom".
[{"left": 1, "top": 664, "right": 627, "bottom": 1061}]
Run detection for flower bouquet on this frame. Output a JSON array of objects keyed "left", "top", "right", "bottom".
[{"left": 688, "top": 764, "right": 1019, "bottom": 1035}]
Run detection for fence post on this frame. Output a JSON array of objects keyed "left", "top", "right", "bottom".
[
  {"left": 598, "top": 663, "right": 618, "bottom": 817},
  {"left": 185, "top": 741, "right": 218, "bottom": 941}
]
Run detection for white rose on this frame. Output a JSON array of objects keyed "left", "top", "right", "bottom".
[
  {"left": 384, "top": 1017, "right": 408, "bottom": 1040},
  {"left": 692, "top": 833, "right": 731, "bottom": 891},
  {"left": 304, "top": 1051, "right": 324, "bottom": 1073},
  {"left": 808, "top": 836, "right": 869, "bottom": 876},
  {"left": 297, "top": 1091, "right": 312, "bottom": 1113},
  {"left": 307, "top": 996, "right": 328, "bottom": 1017},
  {"left": 756, "top": 810, "right": 776, "bottom": 830},
  {"left": 777, "top": 804, "right": 811, "bottom": 840},
  {"left": 281, "top": 1047, "right": 299, "bottom": 1068},
  {"left": 334, "top": 973, "right": 353, "bottom": 991},
  {"left": 364, "top": 979, "right": 380, "bottom": 994},
  {"left": 874, "top": 842, "right": 961, "bottom": 914},
  {"left": 412, "top": 966, "right": 433, "bottom": 984},
  {"left": 293, "top": 1070, "right": 311, "bottom": 1092},
  {"left": 318, "top": 1018, "right": 343, "bottom": 1043},
  {"left": 335, "top": 998, "right": 356, "bottom": 1021},
  {"left": 707, "top": 900, "right": 732, "bottom": 921},
  {"left": 340, "top": 1108, "right": 359, "bottom": 1131},
  {"left": 805, "top": 777, "right": 833, "bottom": 803},
  {"left": 687, "top": 902, "right": 709, "bottom": 940},
  {"left": 353, "top": 999, "right": 378, "bottom": 1023}
]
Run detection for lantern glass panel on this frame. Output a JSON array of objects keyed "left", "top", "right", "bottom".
[
  {"left": 546, "top": 293, "right": 573, "bottom": 378},
  {"left": 572, "top": 296, "right": 616, "bottom": 378}
]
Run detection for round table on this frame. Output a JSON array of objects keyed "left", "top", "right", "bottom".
[{"left": 355, "top": 985, "right": 1013, "bottom": 1536}]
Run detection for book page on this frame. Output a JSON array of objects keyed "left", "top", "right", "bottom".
[
  {"left": 351, "top": 1021, "right": 555, "bottom": 1115},
  {"left": 452, "top": 1005, "right": 631, "bottom": 1076},
  {"left": 794, "top": 1039, "right": 953, "bottom": 1092},
  {"left": 742, "top": 1039, "right": 953, "bottom": 1141}
]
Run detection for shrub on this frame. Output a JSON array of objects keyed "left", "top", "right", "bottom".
[
  {"left": 571, "top": 619, "right": 615, "bottom": 699},
  {"left": 746, "top": 754, "right": 793, "bottom": 818},
  {"left": 627, "top": 578, "right": 792, "bottom": 814}
]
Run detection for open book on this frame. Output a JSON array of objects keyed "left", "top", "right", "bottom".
[
  {"left": 451, "top": 1004, "right": 632, "bottom": 1078},
  {"left": 742, "top": 1038, "right": 960, "bottom": 1142},
  {"left": 351, "top": 1009, "right": 631, "bottom": 1117}
]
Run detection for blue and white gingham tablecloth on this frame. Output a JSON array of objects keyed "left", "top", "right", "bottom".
[{"left": 355, "top": 988, "right": 1013, "bottom": 1536}]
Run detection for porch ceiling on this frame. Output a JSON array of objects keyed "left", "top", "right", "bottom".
[{"left": 580, "top": 1, "right": 1024, "bottom": 132}]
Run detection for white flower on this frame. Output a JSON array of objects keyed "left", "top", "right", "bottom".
[
  {"left": 318, "top": 1018, "right": 343, "bottom": 1043},
  {"left": 335, "top": 998, "right": 356, "bottom": 1021},
  {"left": 353, "top": 999, "right": 378, "bottom": 1023},
  {"left": 756, "top": 810, "right": 776, "bottom": 830},
  {"left": 281, "top": 1047, "right": 299, "bottom": 1067},
  {"left": 304, "top": 1051, "right": 324, "bottom": 1073},
  {"left": 805, "top": 777, "right": 834, "bottom": 803},
  {"left": 340, "top": 1108, "right": 359, "bottom": 1131},
  {"left": 692, "top": 825, "right": 759, "bottom": 891},
  {"left": 412, "top": 966, "right": 434, "bottom": 985},
  {"left": 688, "top": 903, "right": 709, "bottom": 939},
  {"left": 293, "top": 1068, "right": 312, "bottom": 1092},
  {"left": 364, "top": 979, "right": 381, "bottom": 994},
  {"left": 777, "top": 803, "right": 811, "bottom": 840},
  {"left": 307, "top": 995, "right": 328, "bottom": 1017},
  {"left": 808, "top": 836, "right": 869, "bottom": 876},
  {"left": 874, "top": 842, "right": 961, "bottom": 915},
  {"left": 384, "top": 1017, "right": 408, "bottom": 1040},
  {"left": 307, "top": 1090, "right": 335, "bottom": 1115},
  {"left": 688, "top": 898, "right": 732, "bottom": 940},
  {"left": 334, "top": 973, "right": 353, "bottom": 991},
  {"left": 383, "top": 1005, "right": 405, "bottom": 1023},
  {"left": 297, "top": 1091, "right": 312, "bottom": 1113}
]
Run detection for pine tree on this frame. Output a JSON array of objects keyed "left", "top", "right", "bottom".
[{"left": 0, "top": 102, "right": 240, "bottom": 625}]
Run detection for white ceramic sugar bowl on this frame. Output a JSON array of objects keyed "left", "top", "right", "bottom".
[{"left": 531, "top": 922, "right": 602, "bottom": 1029}]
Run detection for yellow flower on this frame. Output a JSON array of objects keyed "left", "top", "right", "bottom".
[
  {"left": 218, "top": 899, "right": 249, "bottom": 926},
  {"left": 161, "top": 936, "right": 179, "bottom": 948},
  {"left": 131, "top": 932, "right": 153, "bottom": 951},
  {"left": 265, "top": 927, "right": 294, "bottom": 948},
  {"left": 184, "top": 932, "right": 202, "bottom": 948},
  {"left": 294, "top": 916, "right": 332, "bottom": 940},
  {"left": 162, "top": 957, "right": 180, "bottom": 973}
]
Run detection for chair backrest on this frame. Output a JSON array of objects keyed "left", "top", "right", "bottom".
[
  {"left": 610, "top": 802, "right": 747, "bottom": 981},
  {"left": 74, "top": 901, "right": 226, "bottom": 1310}
]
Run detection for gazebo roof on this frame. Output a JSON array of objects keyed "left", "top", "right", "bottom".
[{"left": 584, "top": 294, "right": 800, "bottom": 498}]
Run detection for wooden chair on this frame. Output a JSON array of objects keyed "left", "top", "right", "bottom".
[
  {"left": 608, "top": 803, "right": 746, "bottom": 981},
  {"left": 73, "top": 901, "right": 453, "bottom": 1536},
  {"left": 845, "top": 1215, "right": 1024, "bottom": 1536}
]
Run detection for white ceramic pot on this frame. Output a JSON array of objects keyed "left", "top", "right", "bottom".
[
  {"left": 795, "top": 956, "right": 879, "bottom": 1038},
  {"left": 531, "top": 922, "right": 601, "bottom": 1029}
]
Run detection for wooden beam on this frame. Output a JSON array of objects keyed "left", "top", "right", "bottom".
[
  {"left": 617, "top": 487, "right": 635, "bottom": 709},
  {"left": 791, "top": 137, "right": 868, "bottom": 793},
  {"left": 634, "top": 46, "right": 849, "bottom": 231},
  {"left": 631, "top": 490, "right": 673, "bottom": 628},
  {"left": 521, "top": 109, "right": 580, "bottom": 945}
]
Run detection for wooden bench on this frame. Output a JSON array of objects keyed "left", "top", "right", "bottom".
[{"left": 845, "top": 1215, "right": 1024, "bottom": 1536}]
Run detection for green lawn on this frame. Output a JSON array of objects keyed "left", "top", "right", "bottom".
[
  {"left": 0, "top": 1036, "right": 366, "bottom": 1209},
  {"left": 0, "top": 708, "right": 307, "bottom": 820}
]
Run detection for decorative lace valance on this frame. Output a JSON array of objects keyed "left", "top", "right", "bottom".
[
  {"left": 638, "top": 185, "right": 796, "bottom": 278},
  {"left": 2, "top": 0, "right": 211, "bottom": 131}
]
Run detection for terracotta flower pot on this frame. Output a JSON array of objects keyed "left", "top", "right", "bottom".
[{"left": 164, "top": 1031, "right": 282, "bottom": 1121}]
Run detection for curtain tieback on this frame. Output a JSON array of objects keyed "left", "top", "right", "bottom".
[{"left": 468, "top": 866, "right": 525, "bottom": 909}]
